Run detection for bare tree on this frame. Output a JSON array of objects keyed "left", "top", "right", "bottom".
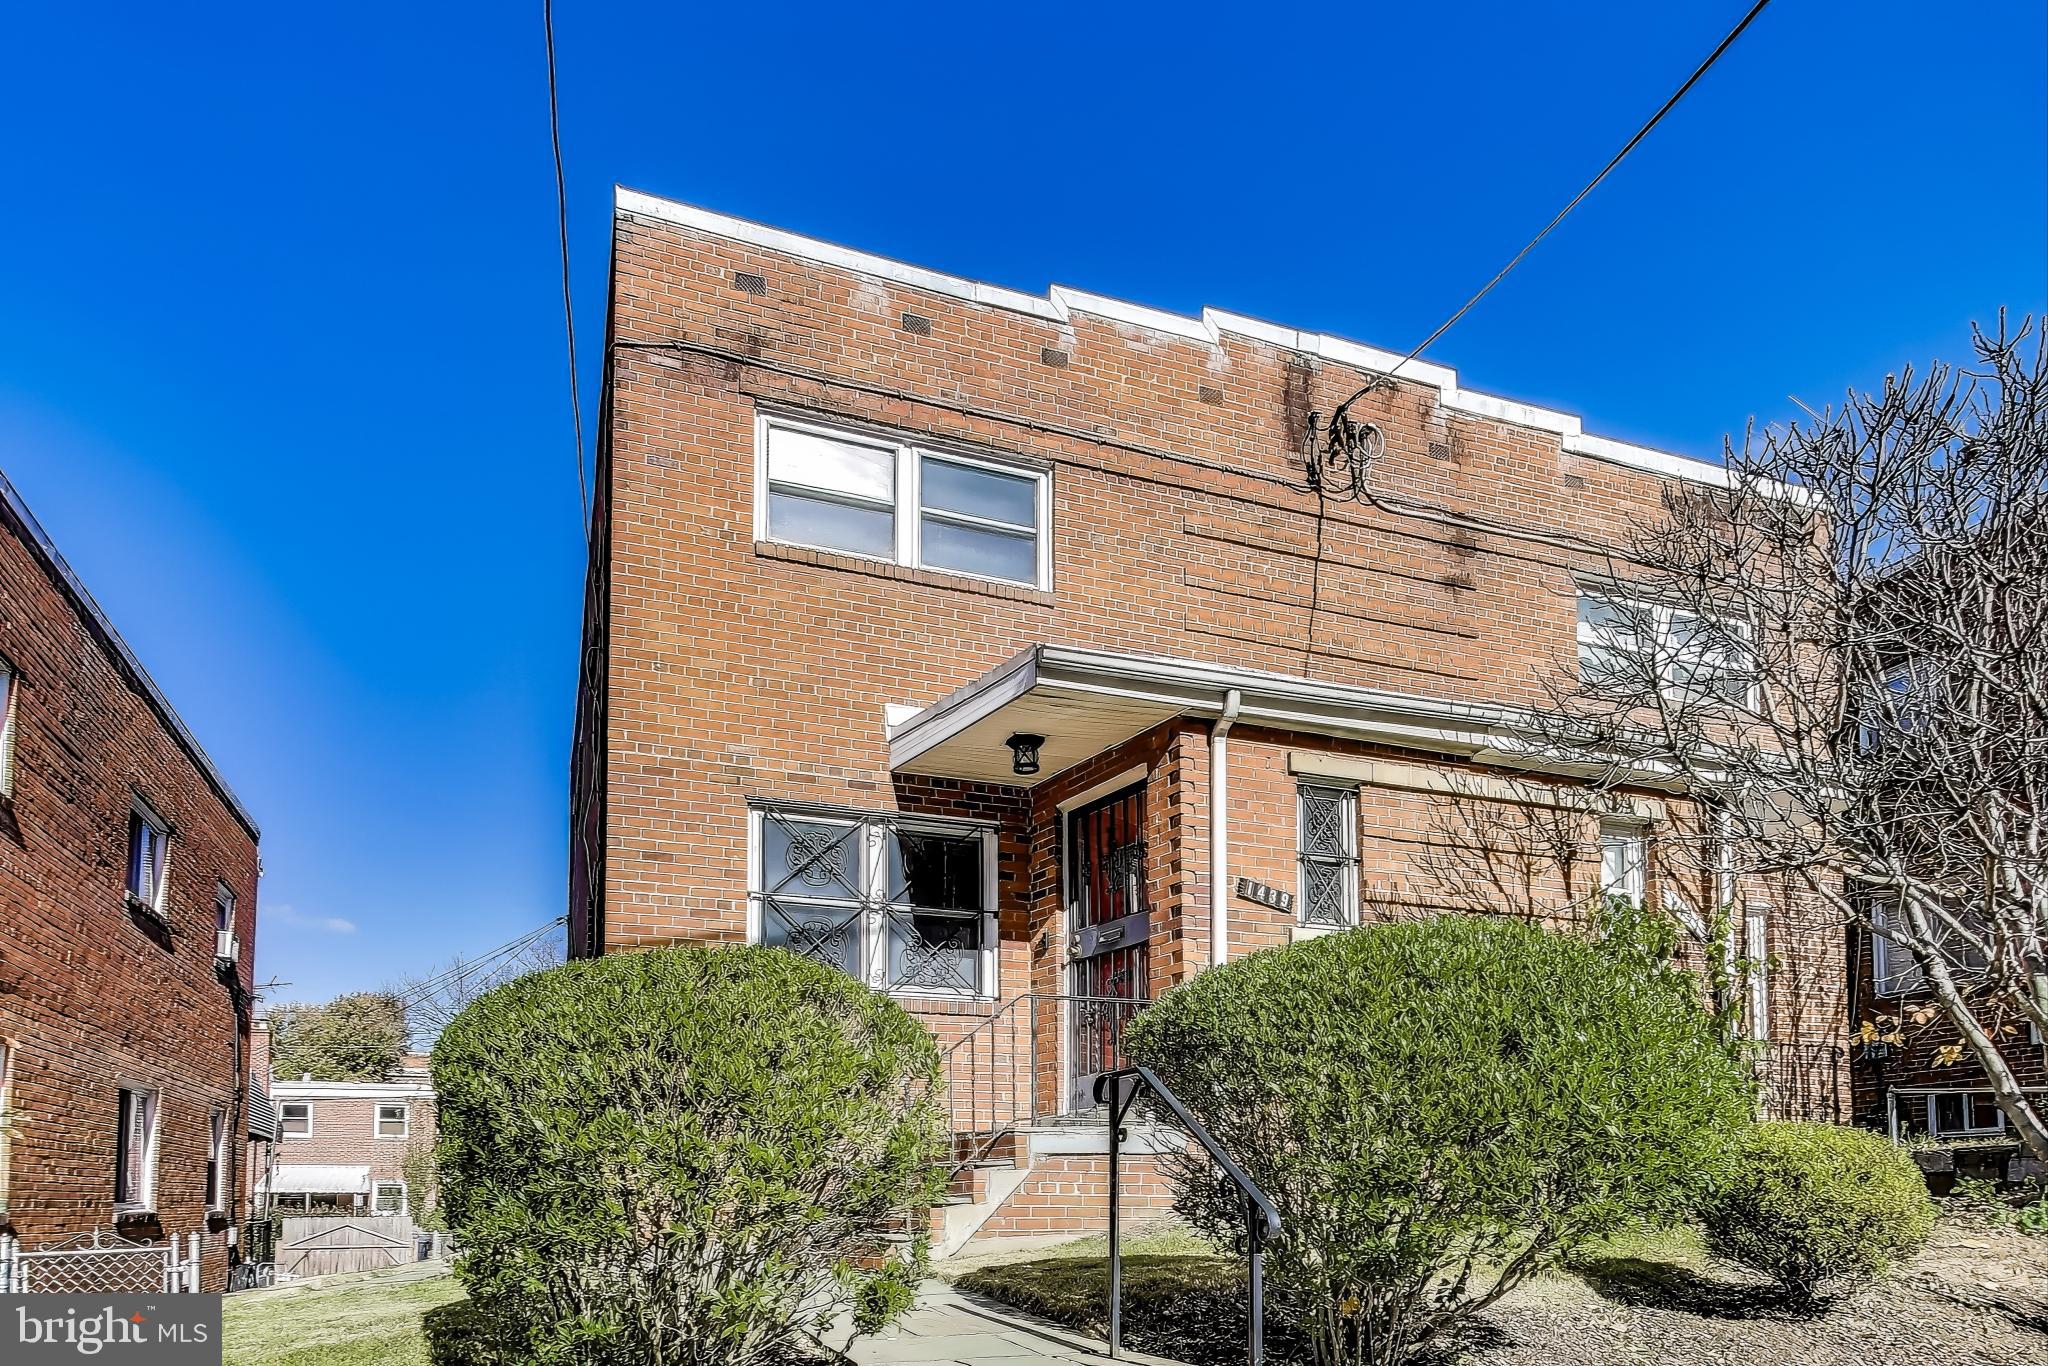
[
  {"left": 1528, "top": 319, "right": 2048, "bottom": 1159},
  {"left": 394, "top": 932, "right": 563, "bottom": 1051}
]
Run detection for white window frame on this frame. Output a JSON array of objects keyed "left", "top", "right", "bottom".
[
  {"left": 1870, "top": 897, "right": 1924, "bottom": 997},
  {"left": 1296, "top": 783, "right": 1360, "bottom": 929},
  {"left": 1576, "top": 589, "right": 1755, "bottom": 706},
  {"left": 279, "top": 1101, "right": 313, "bottom": 1139},
  {"left": 215, "top": 882, "right": 236, "bottom": 936},
  {"left": 205, "top": 1106, "right": 227, "bottom": 1212},
  {"left": 0, "top": 659, "right": 17, "bottom": 799},
  {"left": 745, "top": 804, "right": 1000, "bottom": 1001},
  {"left": 0, "top": 1038, "right": 13, "bottom": 1216},
  {"left": 753, "top": 412, "right": 1053, "bottom": 590},
  {"left": 113, "top": 1084, "right": 160, "bottom": 1213},
  {"left": 1926, "top": 1090, "right": 2007, "bottom": 1139},
  {"left": 1742, "top": 903, "right": 1770, "bottom": 1041},
  {"left": 374, "top": 1103, "right": 409, "bottom": 1140},
  {"left": 126, "top": 796, "right": 172, "bottom": 917},
  {"left": 1598, "top": 821, "right": 1648, "bottom": 905},
  {"left": 372, "top": 1180, "right": 407, "bottom": 1215}
]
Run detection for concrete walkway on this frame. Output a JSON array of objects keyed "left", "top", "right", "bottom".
[{"left": 838, "top": 1280, "right": 1187, "bottom": 1366}]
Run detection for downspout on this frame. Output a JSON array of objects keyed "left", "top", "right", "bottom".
[{"left": 1210, "top": 690, "right": 1243, "bottom": 968}]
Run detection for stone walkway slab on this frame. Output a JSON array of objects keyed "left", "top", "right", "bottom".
[{"left": 836, "top": 1280, "right": 1190, "bottom": 1366}]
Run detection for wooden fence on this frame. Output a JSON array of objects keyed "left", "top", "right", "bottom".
[{"left": 276, "top": 1215, "right": 418, "bottom": 1278}]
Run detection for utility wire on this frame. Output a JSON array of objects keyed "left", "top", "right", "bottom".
[
  {"left": 544, "top": 0, "right": 590, "bottom": 540},
  {"left": 1331, "top": 0, "right": 1777, "bottom": 420}
]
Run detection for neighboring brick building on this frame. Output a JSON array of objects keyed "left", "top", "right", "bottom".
[
  {"left": 261, "top": 1047, "right": 434, "bottom": 1219},
  {"left": 0, "top": 469, "right": 261, "bottom": 1291},
  {"left": 570, "top": 189, "right": 1851, "bottom": 1248}
]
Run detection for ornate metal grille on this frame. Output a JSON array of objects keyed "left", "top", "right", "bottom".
[
  {"left": 1297, "top": 784, "right": 1359, "bottom": 927},
  {"left": 0, "top": 1229, "right": 200, "bottom": 1294},
  {"left": 754, "top": 807, "right": 989, "bottom": 994}
]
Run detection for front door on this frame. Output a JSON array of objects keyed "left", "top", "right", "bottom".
[{"left": 1067, "top": 784, "right": 1150, "bottom": 1109}]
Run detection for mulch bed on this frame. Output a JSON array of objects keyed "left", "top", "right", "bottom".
[{"left": 953, "top": 1217, "right": 2048, "bottom": 1365}]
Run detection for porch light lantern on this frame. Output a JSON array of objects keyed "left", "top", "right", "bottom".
[{"left": 1005, "top": 733, "right": 1046, "bottom": 777}]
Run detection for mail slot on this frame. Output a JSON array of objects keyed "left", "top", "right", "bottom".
[{"left": 1074, "top": 908, "right": 1151, "bottom": 961}]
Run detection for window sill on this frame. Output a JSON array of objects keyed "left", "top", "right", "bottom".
[
  {"left": 755, "top": 540, "right": 1054, "bottom": 605},
  {"left": 113, "top": 1206, "right": 156, "bottom": 1221},
  {"left": 1290, "top": 922, "right": 1352, "bottom": 942},
  {"left": 124, "top": 892, "right": 168, "bottom": 924}
]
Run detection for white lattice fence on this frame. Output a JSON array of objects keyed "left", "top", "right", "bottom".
[{"left": 0, "top": 1230, "right": 201, "bottom": 1293}]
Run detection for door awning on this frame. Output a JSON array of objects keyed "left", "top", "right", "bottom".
[
  {"left": 886, "top": 644, "right": 1685, "bottom": 790},
  {"left": 266, "top": 1165, "right": 370, "bottom": 1195}
]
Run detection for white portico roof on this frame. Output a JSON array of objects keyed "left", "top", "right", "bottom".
[{"left": 886, "top": 645, "right": 1653, "bottom": 790}]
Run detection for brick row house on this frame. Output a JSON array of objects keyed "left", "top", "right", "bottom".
[
  {"left": 259, "top": 1034, "right": 436, "bottom": 1220},
  {"left": 0, "top": 469, "right": 261, "bottom": 1290},
  {"left": 569, "top": 189, "right": 1853, "bottom": 1249}
]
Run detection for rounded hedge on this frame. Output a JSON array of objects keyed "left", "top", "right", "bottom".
[
  {"left": 1124, "top": 914, "right": 1755, "bottom": 1365},
  {"left": 432, "top": 945, "right": 946, "bottom": 1365},
  {"left": 1701, "top": 1120, "right": 1935, "bottom": 1300}
]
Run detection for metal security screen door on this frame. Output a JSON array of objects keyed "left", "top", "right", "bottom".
[{"left": 1067, "top": 785, "right": 1150, "bottom": 1107}]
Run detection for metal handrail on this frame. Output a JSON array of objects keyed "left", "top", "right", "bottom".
[
  {"left": 1095, "top": 1065, "right": 1280, "bottom": 1366},
  {"left": 939, "top": 992, "right": 1143, "bottom": 1180}
]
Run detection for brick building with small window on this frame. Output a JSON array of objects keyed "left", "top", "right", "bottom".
[
  {"left": 569, "top": 190, "right": 1852, "bottom": 1248},
  {"left": 261, "top": 1047, "right": 434, "bottom": 1219},
  {"left": 0, "top": 469, "right": 260, "bottom": 1290}
]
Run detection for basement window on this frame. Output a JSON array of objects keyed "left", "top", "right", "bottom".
[
  {"left": 748, "top": 804, "right": 997, "bottom": 998},
  {"left": 756, "top": 413, "right": 1050, "bottom": 589}
]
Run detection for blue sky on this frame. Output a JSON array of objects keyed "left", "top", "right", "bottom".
[{"left": 1, "top": 3, "right": 2041, "bottom": 1005}]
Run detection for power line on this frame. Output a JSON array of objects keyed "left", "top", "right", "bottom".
[
  {"left": 544, "top": 0, "right": 590, "bottom": 540},
  {"left": 1332, "top": 0, "right": 1777, "bottom": 419}
]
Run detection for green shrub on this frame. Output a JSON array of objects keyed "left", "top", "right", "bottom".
[
  {"left": 1124, "top": 914, "right": 1754, "bottom": 1366},
  {"left": 432, "top": 945, "right": 947, "bottom": 1366},
  {"left": 1701, "top": 1120, "right": 1935, "bottom": 1299}
]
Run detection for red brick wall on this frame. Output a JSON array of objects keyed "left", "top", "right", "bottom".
[
  {"left": 267, "top": 1089, "right": 435, "bottom": 1201},
  {"left": 969, "top": 1155, "right": 1176, "bottom": 1241},
  {"left": 0, "top": 495, "right": 260, "bottom": 1291},
  {"left": 575, "top": 195, "right": 1850, "bottom": 1140}
]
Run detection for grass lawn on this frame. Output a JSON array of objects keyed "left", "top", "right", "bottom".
[{"left": 223, "top": 1266, "right": 467, "bottom": 1366}]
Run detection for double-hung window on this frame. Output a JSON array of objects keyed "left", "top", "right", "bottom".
[
  {"left": 1577, "top": 590, "right": 1752, "bottom": 705},
  {"left": 750, "top": 805, "right": 996, "bottom": 997},
  {"left": 373, "top": 1180, "right": 407, "bottom": 1215},
  {"left": 114, "top": 1086, "right": 159, "bottom": 1212},
  {"left": 205, "top": 1107, "right": 226, "bottom": 1211},
  {"left": 757, "top": 414, "right": 1051, "bottom": 588},
  {"left": 279, "top": 1102, "right": 312, "bottom": 1138},
  {"left": 126, "top": 798, "right": 171, "bottom": 918},
  {"left": 375, "top": 1103, "right": 409, "bottom": 1139},
  {"left": 0, "top": 658, "right": 17, "bottom": 798},
  {"left": 1598, "top": 822, "right": 1648, "bottom": 905},
  {"left": 1296, "top": 784, "right": 1360, "bottom": 928}
]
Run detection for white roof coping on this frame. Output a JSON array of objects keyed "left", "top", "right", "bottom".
[{"left": 616, "top": 187, "right": 1733, "bottom": 490}]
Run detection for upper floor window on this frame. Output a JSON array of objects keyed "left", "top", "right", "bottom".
[
  {"left": 1297, "top": 784, "right": 1359, "bottom": 929},
  {"left": 279, "top": 1101, "right": 313, "bottom": 1138},
  {"left": 375, "top": 1103, "right": 409, "bottom": 1139},
  {"left": 126, "top": 799, "right": 171, "bottom": 917},
  {"left": 0, "top": 658, "right": 17, "bottom": 798},
  {"left": 1576, "top": 591, "right": 1752, "bottom": 705},
  {"left": 756, "top": 414, "right": 1051, "bottom": 589},
  {"left": 215, "top": 883, "right": 236, "bottom": 936},
  {"left": 748, "top": 804, "right": 996, "bottom": 998}
]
